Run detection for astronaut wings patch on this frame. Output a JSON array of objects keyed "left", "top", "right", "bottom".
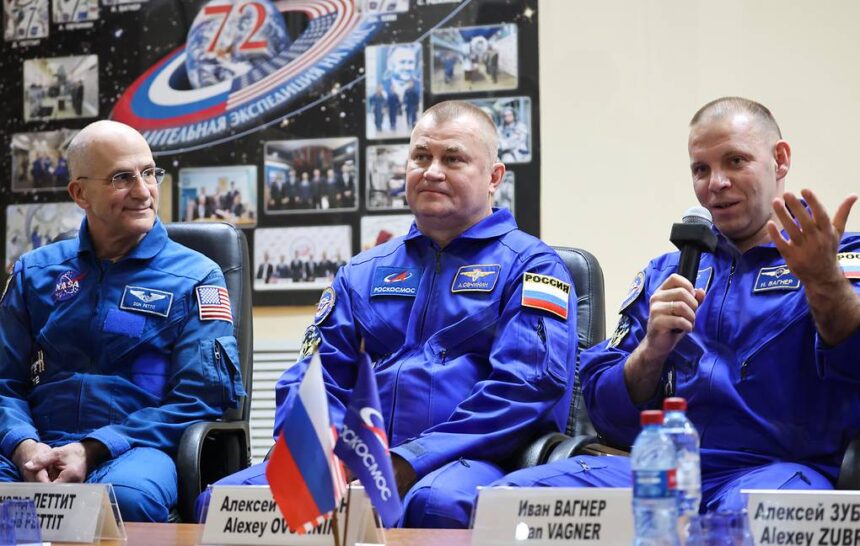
[{"left": 521, "top": 272, "right": 570, "bottom": 320}]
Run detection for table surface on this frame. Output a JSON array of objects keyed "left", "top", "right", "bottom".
[{"left": 54, "top": 523, "right": 472, "bottom": 546}]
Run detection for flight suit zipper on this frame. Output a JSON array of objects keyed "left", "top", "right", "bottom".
[
  {"left": 716, "top": 260, "right": 736, "bottom": 343},
  {"left": 417, "top": 248, "right": 442, "bottom": 342},
  {"left": 390, "top": 248, "right": 441, "bottom": 441}
]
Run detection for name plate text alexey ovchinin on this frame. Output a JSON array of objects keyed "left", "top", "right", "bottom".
[
  {"left": 0, "top": 482, "right": 123, "bottom": 542},
  {"left": 471, "top": 487, "right": 633, "bottom": 546},
  {"left": 745, "top": 489, "right": 860, "bottom": 546},
  {"left": 201, "top": 485, "right": 380, "bottom": 546}
]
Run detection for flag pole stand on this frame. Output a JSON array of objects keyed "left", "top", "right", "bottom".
[
  {"left": 340, "top": 484, "right": 353, "bottom": 546},
  {"left": 331, "top": 510, "right": 342, "bottom": 546}
]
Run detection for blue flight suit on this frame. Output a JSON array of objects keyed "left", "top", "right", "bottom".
[
  {"left": 207, "top": 209, "right": 576, "bottom": 527},
  {"left": 0, "top": 218, "right": 244, "bottom": 522},
  {"left": 495, "top": 231, "right": 860, "bottom": 511}
]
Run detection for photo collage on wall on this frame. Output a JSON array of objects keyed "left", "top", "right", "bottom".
[{"left": 0, "top": 0, "right": 540, "bottom": 305}]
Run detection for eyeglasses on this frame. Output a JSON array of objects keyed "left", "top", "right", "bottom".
[{"left": 76, "top": 167, "right": 166, "bottom": 191}]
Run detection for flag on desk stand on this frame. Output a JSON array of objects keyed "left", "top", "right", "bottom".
[
  {"left": 266, "top": 352, "right": 347, "bottom": 534},
  {"left": 334, "top": 352, "right": 402, "bottom": 527}
]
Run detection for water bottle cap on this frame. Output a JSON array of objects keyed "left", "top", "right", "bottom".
[
  {"left": 663, "top": 397, "right": 687, "bottom": 411},
  {"left": 640, "top": 410, "right": 664, "bottom": 425}
]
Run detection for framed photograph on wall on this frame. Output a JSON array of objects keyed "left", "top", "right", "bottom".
[
  {"left": 254, "top": 225, "right": 351, "bottom": 291},
  {"left": 5, "top": 202, "right": 84, "bottom": 269},
  {"left": 360, "top": 214, "right": 413, "bottom": 252},
  {"left": 23, "top": 54, "right": 98, "bottom": 121},
  {"left": 365, "top": 42, "right": 423, "bottom": 139},
  {"left": 263, "top": 137, "right": 358, "bottom": 214},
  {"left": 430, "top": 23, "right": 518, "bottom": 95},
  {"left": 364, "top": 0, "right": 409, "bottom": 14},
  {"left": 4, "top": 0, "right": 49, "bottom": 41},
  {"left": 496, "top": 171, "right": 515, "bottom": 212},
  {"left": 10, "top": 129, "right": 78, "bottom": 192},
  {"left": 178, "top": 165, "right": 258, "bottom": 227},
  {"left": 366, "top": 143, "right": 408, "bottom": 211},
  {"left": 469, "top": 96, "right": 532, "bottom": 164},
  {"left": 157, "top": 173, "right": 173, "bottom": 223},
  {"left": 52, "top": 0, "right": 98, "bottom": 23}
]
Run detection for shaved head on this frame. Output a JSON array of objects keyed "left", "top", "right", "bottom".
[
  {"left": 67, "top": 120, "right": 150, "bottom": 180},
  {"left": 415, "top": 101, "right": 500, "bottom": 162},
  {"left": 690, "top": 97, "right": 782, "bottom": 141}
]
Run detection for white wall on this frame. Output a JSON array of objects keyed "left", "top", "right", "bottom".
[
  {"left": 255, "top": 0, "right": 860, "bottom": 342},
  {"left": 539, "top": 0, "right": 860, "bottom": 333}
]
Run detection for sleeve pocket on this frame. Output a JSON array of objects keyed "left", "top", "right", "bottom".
[{"left": 213, "top": 335, "right": 246, "bottom": 409}]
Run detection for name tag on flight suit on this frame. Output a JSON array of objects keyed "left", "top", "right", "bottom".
[
  {"left": 451, "top": 264, "right": 501, "bottom": 293},
  {"left": 753, "top": 265, "right": 801, "bottom": 293},
  {"left": 120, "top": 286, "right": 173, "bottom": 317}
]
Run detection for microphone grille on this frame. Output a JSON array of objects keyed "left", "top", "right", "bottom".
[{"left": 682, "top": 206, "right": 713, "bottom": 226}]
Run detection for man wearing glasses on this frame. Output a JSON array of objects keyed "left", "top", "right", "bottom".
[{"left": 0, "top": 120, "right": 244, "bottom": 521}]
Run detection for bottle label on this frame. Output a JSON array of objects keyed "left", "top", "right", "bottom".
[
  {"left": 676, "top": 452, "right": 701, "bottom": 490},
  {"left": 633, "top": 469, "right": 677, "bottom": 498}
]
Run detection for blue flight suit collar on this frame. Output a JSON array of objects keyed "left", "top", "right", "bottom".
[
  {"left": 403, "top": 208, "right": 518, "bottom": 246},
  {"left": 76, "top": 218, "right": 168, "bottom": 262}
]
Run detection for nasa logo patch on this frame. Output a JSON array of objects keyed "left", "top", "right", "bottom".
[{"left": 53, "top": 270, "right": 85, "bottom": 302}]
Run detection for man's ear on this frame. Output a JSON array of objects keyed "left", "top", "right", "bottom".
[
  {"left": 68, "top": 180, "right": 89, "bottom": 210},
  {"left": 774, "top": 140, "right": 791, "bottom": 181},
  {"left": 488, "top": 162, "right": 505, "bottom": 196}
]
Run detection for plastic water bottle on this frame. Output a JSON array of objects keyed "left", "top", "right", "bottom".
[
  {"left": 632, "top": 409, "right": 679, "bottom": 546},
  {"left": 663, "top": 397, "right": 701, "bottom": 516}
]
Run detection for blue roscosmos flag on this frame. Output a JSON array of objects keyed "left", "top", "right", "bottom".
[{"left": 334, "top": 352, "right": 402, "bottom": 527}]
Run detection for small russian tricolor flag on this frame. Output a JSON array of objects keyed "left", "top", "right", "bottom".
[
  {"left": 838, "top": 252, "right": 860, "bottom": 279},
  {"left": 266, "top": 352, "right": 346, "bottom": 534},
  {"left": 521, "top": 272, "right": 571, "bottom": 320}
]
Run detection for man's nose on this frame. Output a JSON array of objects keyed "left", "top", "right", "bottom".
[
  {"left": 424, "top": 160, "right": 446, "bottom": 180},
  {"left": 128, "top": 175, "right": 153, "bottom": 197},
  {"left": 708, "top": 170, "right": 731, "bottom": 191}
]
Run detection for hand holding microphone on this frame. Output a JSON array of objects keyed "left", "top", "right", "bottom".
[
  {"left": 670, "top": 206, "right": 718, "bottom": 284},
  {"left": 644, "top": 207, "right": 717, "bottom": 350}
]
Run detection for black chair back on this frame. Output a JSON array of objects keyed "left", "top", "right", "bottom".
[
  {"left": 166, "top": 222, "right": 253, "bottom": 422},
  {"left": 551, "top": 246, "right": 605, "bottom": 437}
]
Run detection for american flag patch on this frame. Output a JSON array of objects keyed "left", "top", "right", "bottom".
[{"left": 196, "top": 285, "right": 233, "bottom": 323}]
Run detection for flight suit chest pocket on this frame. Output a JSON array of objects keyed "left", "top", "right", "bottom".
[
  {"left": 352, "top": 290, "right": 408, "bottom": 352},
  {"left": 202, "top": 336, "right": 245, "bottom": 409},
  {"left": 427, "top": 301, "right": 500, "bottom": 361}
]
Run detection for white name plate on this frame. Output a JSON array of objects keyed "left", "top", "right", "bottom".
[
  {"left": 745, "top": 489, "right": 860, "bottom": 546},
  {"left": 0, "top": 482, "right": 124, "bottom": 543},
  {"left": 471, "top": 487, "right": 633, "bottom": 546},
  {"left": 201, "top": 485, "right": 382, "bottom": 546}
]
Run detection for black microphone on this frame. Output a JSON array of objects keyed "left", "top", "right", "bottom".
[{"left": 670, "top": 206, "right": 718, "bottom": 285}]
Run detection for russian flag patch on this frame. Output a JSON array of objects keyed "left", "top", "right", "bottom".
[
  {"left": 521, "top": 272, "right": 571, "bottom": 320},
  {"left": 838, "top": 252, "right": 860, "bottom": 280}
]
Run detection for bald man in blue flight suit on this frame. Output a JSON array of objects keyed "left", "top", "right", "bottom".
[
  {"left": 207, "top": 100, "right": 576, "bottom": 528},
  {"left": 0, "top": 120, "right": 244, "bottom": 522},
  {"left": 495, "top": 97, "right": 860, "bottom": 511}
]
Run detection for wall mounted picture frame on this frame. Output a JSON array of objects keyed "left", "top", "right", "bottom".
[
  {"left": 254, "top": 225, "right": 351, "bottom": 291},
  {"left": 178, "top": 165, "right": 258, "bottom": 227}
]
